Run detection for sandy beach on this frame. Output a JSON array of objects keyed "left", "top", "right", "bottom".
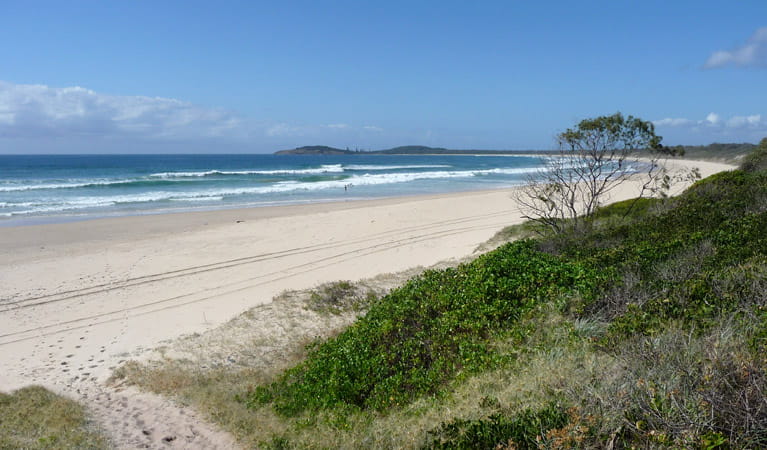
[{"left": 0, "top": 158, "right": 735, "bottom": 448}]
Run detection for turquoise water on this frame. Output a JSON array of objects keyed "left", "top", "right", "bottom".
[{"left": 0, "top": 153, "right": 547, "bottom": 225}]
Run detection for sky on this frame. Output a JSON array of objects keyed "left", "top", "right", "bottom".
[{"left": 0, "top": 0, "right": 765, "bottom": 154}]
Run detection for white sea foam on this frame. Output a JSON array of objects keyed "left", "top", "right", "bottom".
[
  {"left": 0, "top": 164, "right": 528, "bottom": 195},
  {"left": 169, "top": 196, "right": 225, "bottom": 202},
  {"left": 149, "top": 164, "right": 345, "bottom": 178},
  {"left": 1, "top": 165, "right": 542, "bottom": 217},
  {"left": 0, "top": 181, "right": 104, "bottom": 192},
  {"left": 0, "top": 201, "right": 37, "bottom": 208},
  {"left": 5, "top": 198, "right": 118, "bottom": 216},
  {"left": 0, "top": 178, "right": 153, "bottom": 192},
  {"left": 178, "top": 167, "right": 539, "bottom": 196},
  {"left": 343, "top": 164, "right": 452, "bottom": 170}
]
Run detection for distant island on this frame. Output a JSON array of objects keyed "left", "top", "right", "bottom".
[
  {"left": 274, "top": 143, "right": 759, "bottom": 161},
  {"left": 274, "top": 145, "right": 355, "bottom": 155},
  {"left": 274, "top": 145, "right": 545, "bottom": 156}
]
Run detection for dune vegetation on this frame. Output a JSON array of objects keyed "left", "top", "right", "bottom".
[
  {"left": 0, "top": 386, "right": 107, "bottom": 449},
  {"left": 115, "top": 139, "right": 767, "bottom": 448}
]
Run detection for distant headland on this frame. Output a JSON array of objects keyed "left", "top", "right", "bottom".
[
  {"left": 273, "top": 142, "right": 759, "bottom": 161},
  {"left": 273, "top": 145, "right": 544, "bottom": 155}
]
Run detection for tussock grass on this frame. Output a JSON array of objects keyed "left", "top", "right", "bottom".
[
  {"left": 306, "top": 280, "right": 379, "bottom": 314},
  {"left": 476, "top": 221, "right": 544, "bottom": 252},
  {"left": 0, "top": 386, "right": 107, "bottom": 449}
]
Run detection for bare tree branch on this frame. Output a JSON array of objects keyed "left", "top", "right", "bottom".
[{"left": 514, "top": 113, "right": 697, "bottom": 234}]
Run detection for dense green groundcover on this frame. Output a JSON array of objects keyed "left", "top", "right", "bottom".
[
  {"left": 426, "top": 402, "right": 570, "bottom": 450},
  {"left": 248, "top": 143, "right": 767, "bottom": 448},
  {"left": 566, "top": 169, "right": 767, "bottom": 340},
  {"left": 249, "top": 241, "right": 595, "bottom": 415}
]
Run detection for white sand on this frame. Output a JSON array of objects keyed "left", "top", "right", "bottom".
[{"left": 0, "top": 158, "right": 734, "bottom": 448}]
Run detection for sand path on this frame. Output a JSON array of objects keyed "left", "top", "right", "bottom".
[{"left": 0, "top": 158, "right": 734, "bottom": 448}]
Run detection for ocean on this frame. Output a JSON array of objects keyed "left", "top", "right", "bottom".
[{"left": 0, "top": 153, "right": 547, "bottom": 225}]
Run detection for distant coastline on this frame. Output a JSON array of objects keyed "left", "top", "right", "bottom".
[
  {"left": 274, "top": 145, "right": 556, "bottom": 156},
  {"left": 274, "top": 142, "right": 758, "bottom": 163}
]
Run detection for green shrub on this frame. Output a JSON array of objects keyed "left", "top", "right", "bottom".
[
  {"left": 739, "top": 137, "right": 767, "bottom": 172},
  {"left": 249, "top": 240, "right": 596, "bottom": 415},
  {"left": 426, "top": 402, "right": 571, "bottom": 449}
]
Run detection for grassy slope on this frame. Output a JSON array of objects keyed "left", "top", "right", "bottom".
[
  {"left": 0, "top": 386, "right": 107, "bottom": 449},
  {"left": 120, "top": 142, "right": 767, "bottom": 448}
]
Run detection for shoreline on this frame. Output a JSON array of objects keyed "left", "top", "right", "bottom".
[
  {"left": 0, "top": 186, "right": 524, "bottom": 230},
  {"left": 0, "top": 186, "right": 529, "bottom": 253}
]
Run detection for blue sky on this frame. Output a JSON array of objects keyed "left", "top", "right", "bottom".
[{"left": 1, "top": 1, "right": 765, "bottom": 153}]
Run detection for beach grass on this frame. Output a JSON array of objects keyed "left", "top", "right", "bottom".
[{"left": 0, "top": 386, "right": 108, "bottom": 449}]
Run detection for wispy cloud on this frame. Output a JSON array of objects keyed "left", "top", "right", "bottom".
[
  {"left": 653, "top": 113, "right": 766, "bottom": 144},
  {"left": 653, "top": 112, "right": 767, "bottom": 144},
  {"left": 704, "top": 26, "right": 767, "bottom": 69},
  {"left": 265, "top": 121, "right": 385, "bottom": 138},
  {"left": 654, "top": 112, "right": 764, "bottom": 130},
  {"left": 726, "top": 114, "right": 762, "bottom": 128},
  {"left": 0, "top": 81, "right": 246, "bottom": 139},
  {"left": 265, "top": 123, "right": 306, "bottom": 137},
  {"left": 653, "top": 117, "right": 693, "bottom": 127},
  {"left": 0, "top": 81, "right": 386, "bottom": 145}
]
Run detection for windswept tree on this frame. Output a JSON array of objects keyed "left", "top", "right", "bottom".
[{"left": 516, "top": 113, "right": 695, "bottom": 233}]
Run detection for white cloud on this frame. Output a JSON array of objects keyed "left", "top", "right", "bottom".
[
  {"left": 727, "top": 114, "right": 762, "bottom": 128},
  {"left": 265, "top": 122, "right": 385, "bottom": 138},
  {"left": 0, "top": 81, "right": 247, "bottom": 139},
  {"left": 653, "top": 117, "right": 693, "bottom": 127},
  {"left": 0, "top": 81, "right": 390, "bottom": 147},
  {"left": 266, "top": 123, "right": 306, "bottom": 137},
  {"left": 704, "top": 26, "right": 767, "bottom": 69},
  {"left": 653, "top": 112, "right": 767, "bottom": 145},
  {"left": 655, "top": 112, "right": 765, "bottom": 130},
  {"left": 652, "top": 111, "right": 767, "bottom": 146}
]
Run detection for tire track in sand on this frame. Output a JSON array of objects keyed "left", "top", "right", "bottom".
[
  {"left": 0, "top": 220, "right": 508, "bottom": 345},
  {"left": 0, "top": 208, "right": 516, "bottom": 312}
]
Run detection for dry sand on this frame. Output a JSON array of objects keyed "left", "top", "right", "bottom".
[{"left": 0, "top": 158, "right": 734, "bottom": 448}]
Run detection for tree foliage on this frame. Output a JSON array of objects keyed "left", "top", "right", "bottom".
[{"left": 516, "top": 112, "right": 692, "bottom": 233}]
